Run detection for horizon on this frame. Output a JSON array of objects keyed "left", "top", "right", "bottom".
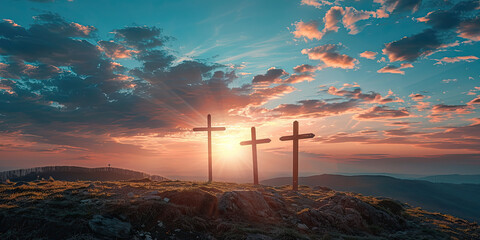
[
  {"left": 1, "top": 0, "right": 480, "bottom": 183},
  {"left": 1, "top": 164, "right": 478, "bottom": 183}
]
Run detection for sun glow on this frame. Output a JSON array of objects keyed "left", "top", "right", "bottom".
[{"left": 215, "top": 134, "right": 247, "bottom": 159}]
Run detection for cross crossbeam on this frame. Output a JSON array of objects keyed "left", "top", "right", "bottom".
[
  {"left": 240, "top": 127, "right": 271, "bottom": 185},
  {"left": 279, "top": 121, "right": 315, "bottom": 191},
  {"left": 192, "top": 114, "right": 226, "bottom": 182}
]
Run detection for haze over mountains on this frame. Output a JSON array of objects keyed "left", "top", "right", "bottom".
[
  {"left": 262, "top": 174, "right": 480, "bottom": 222},
  {"left": 417, "top": 174, "right": 480, "bottom": 184}
]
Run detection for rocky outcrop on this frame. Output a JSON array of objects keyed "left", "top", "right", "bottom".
[
  {"left": 298, "top": 193, "right": 403, "bottom": 234},
  {"left": 88, "top": 215, "right": 131, "bottom": 239},
  {"left": 218, "top": 190, "right": 280, "bottom": 221},
  {"left": 159, "top": 189, "right": 217, "bottom": 217}
]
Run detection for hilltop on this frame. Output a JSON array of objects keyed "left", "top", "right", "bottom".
[
  {"left": 0, "top": 180, "right": 478, "bottom": 240},
  {"left": 262, "top": 174, "right": 480, "bottom": 222}
]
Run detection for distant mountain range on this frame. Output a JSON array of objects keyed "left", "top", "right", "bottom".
[
  {"left": 262, "top": 174, "right": 480, "bottom": 222},
  {"left": 0, "top": 166, "right": 168, "bottom": 182},
  {"left": 418, "top": 174, "right": 480, "bottom": 184}
]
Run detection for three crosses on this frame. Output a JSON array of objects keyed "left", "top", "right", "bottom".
[{"left": 193, "top": 114, "right": 314, "bottom": 190}]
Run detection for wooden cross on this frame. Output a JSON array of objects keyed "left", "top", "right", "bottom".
[
  {"left": 193, "top": 114, "right": 226, "bottom": 182},
  {"left": 240, "top": 127, "right": 271, "bottom": 185},
  {"left": 279, "top": 121, "right": 315, "bottom": 191}
]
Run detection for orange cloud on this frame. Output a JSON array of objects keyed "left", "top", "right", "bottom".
[
  {"left": 359, "top": 51, "right": 377, "bottom": 60},
  {"left": 302, "top": 44, "right": 358, "bottom": 69},
  {"left": 434, "top": 56, "right": 478, "bottom": 64},
  {"left": 377, "top": 63, "right": 413, "bottom": 75},
  {"left": 293, "top": 21, "right": 323, "bottom": 41}
]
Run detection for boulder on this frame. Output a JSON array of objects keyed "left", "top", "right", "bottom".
[
  {"left": 88, "top": 215, "right": 131, "bottom": 239},
  {"left": 218, "top": 191, "right": 279, "bottom": 221},
  {"left": 159, "top": 189, "right": 217, "bottom": 216},
  {"left": 299, "top": 193, "right": 402, "bottom": 234}
]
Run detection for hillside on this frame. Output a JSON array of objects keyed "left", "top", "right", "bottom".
[
  {"left": 419, "top": 174, "right": 480, "bottom": 184},
  {"left": 0, "top": 166, "right": 168, "bottom": 182},
  {"left": 261, "top": 174, "right": 480, "bottom": 222},
  {"left": 0, "top": 180, "right": 478, "bottom": 239}
]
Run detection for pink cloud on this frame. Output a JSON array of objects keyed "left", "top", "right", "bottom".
[
  {"left": 323, "top": 6, "right": 344, "bottom": 32},
  {"left": 409, "top": 93, "right": 426, "bottom": 101},
  {"left": 301, "top": 44, "right": 358, "bottom": 69},
  {"left": 293, "top": 21, "right": 324, "bottom": 41},
  {"left": 328, "top": 86, "right": 403, "bottom": 103},
  {"left": 359, "top": 51, "right": 377, "bottom": 60},
  {"left": 457, "top": 17, "right": 480, "bottom": 41},
  {"left": 356, "top": 106, "right": 410, "bottom": 120},
  {"left": 434, "top": 56, "right": 478, "bottom": 64},
  {"left": 469, "top": 96, "right": 480, "bottom": 105},
  {"left": 300, "top": 0, "right": 333, "bottom": 8},
  {"left": 293, "top": 64, "right": 318, "bottom": 73},
  {"left": 285, "top": 74, "right": 315, "bottom": 84},
  {"left": 342, "top": 7, "right": 376, "bottom": 34},
  {"left": 377, "top": 63, "right": 413, "bottom": 75}
]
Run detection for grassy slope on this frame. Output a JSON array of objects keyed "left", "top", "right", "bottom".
[{"left": 0, "top": 180, "right": 479, "bottom": 240}]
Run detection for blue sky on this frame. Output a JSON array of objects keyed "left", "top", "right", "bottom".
[{"left": 0, "top": 0, "right": 479, "bottom": 181}]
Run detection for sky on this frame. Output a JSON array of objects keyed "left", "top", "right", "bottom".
[{"left": 0, "top": 0, "right": 479, "bottom": 182}]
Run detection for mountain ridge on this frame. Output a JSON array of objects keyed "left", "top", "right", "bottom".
[{"left": 0, "top": 166, "right": 168, "bottom": 182}]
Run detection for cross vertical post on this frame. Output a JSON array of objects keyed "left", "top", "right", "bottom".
[
  {"left": 193, "top": 114, "right": 226, "bottom": 183},
  {"left": 240, "top": 127, "right": 271, "bottom": 185},
  {"left": 251, "top": 127, "right": 258, "bottom": 185},
  {"left": 279, "top": 121, "right": 315, "bottom": 191},
  {"left": 293, "top": 121, "right": 299, "bottom": 191},
  {"left": 207, "top": 114, "right": 212, "bottom": 183}
]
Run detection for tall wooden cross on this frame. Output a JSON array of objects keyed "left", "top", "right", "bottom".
[
  {"left": 193, "top": 114, "right": 226, "bottom": 182},
  {"left": 279, "top": 121, "right": 315, "bottom": 191},
  {"left": 240, "top": 127, "right": 271, "bottom": 185}
]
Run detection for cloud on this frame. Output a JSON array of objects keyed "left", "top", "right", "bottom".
[
  {"left": 356, "top": 106, "right": 410, "bottom": 119},
  {"left": 417, "top": 10, "right": 461, "bottom": 30},
  {"left": 375, "top": 0, "right": 422, "bottom": 13},
  {"left": 251, "top": 68, "right": 288, "bottom": 85},
  {"left": 98, "top": 41, "right": 139, "bottom": 59},
  {"left": 457, "top": 16, "right": 480, "bottom": 41},
  {"left": 301, "top": 44, "right": 358, "bottom": 69},
  {"left": 293, "top": 21, "right": 323, "bottom": 41},
  {"left": 323, "top": 6, "right": 344, "bottom": 32},
  {"left": 382, "top": 29, "right": 441, "bottom": 62},
  {"left": 300, "top": 0, "right": 333, "bottom": 8},
  {"left": 409, "top": 93, "right": 426, "bottom": 101},
  {"left": 342, "top": 7, "right": 377, "bottom": 34},
  {"left": 285, "top": 74, "right": 315, "bottom": 84},
  {"left": 431, "top": 104, "right": 470, "bottom": 113},
  {"left": 469, "top": 96, "right": 480, "bottom": 105},
  {"left": 294, "top": 5, "right": 388, "bottom": 40},
  {"left": 293, "top": 64, "right": 318, "bottom": 73},
  {"left": 0, "top": 15, "right": 101, "bottom": 75},
  {"left": 0, "top": 13, "right": 310, "bottom": 154},
  {"left": 271, "top": 99, "right": 359, "bottom": 118},
  {"left": 377, "top": 63, "right": 413, "bottom": 75},
  {"left": 384, "top": 128, "right": 424, "bottom": 136},
  {"left": 428, "top": 104, "right": 472, "bottom": 122},
  {"left": 113, "top": 26, "right": 169, "bottom": 50},
  {"left": 327, "top": 86, "right": 403, "bottom": 103},
  {"left": 434, "top": 55, "right": 479, "bottom": 64},
  {"left": 359, "top": 51, "right": 377, "bottom": 60},
  {"left": 442, "top": 78, "right": 457, "bottom": 83},
  {"left": 415, "top": 1, "right": 480, "bottom": 41}
]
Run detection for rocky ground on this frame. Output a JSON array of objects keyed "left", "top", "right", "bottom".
[{"left": 0, "top": 179, "right": 478, "bottom": 240}]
